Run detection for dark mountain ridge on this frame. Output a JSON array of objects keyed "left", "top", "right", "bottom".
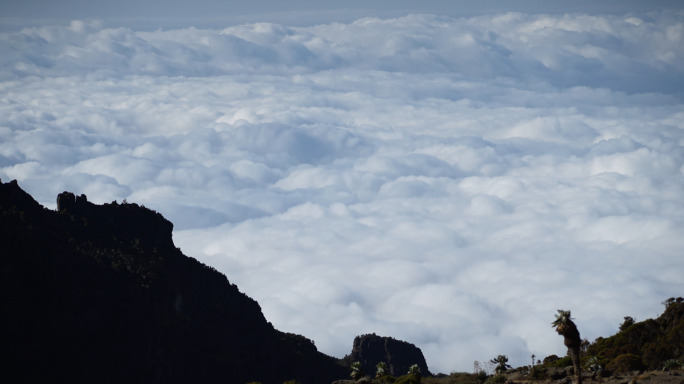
[{"left": 0, "top": 179, "right": 348, "bottom": 384}]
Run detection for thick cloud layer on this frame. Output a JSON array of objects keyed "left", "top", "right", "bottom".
[{"left": 1, "top": 12, "right": 683, "bottom": 373}]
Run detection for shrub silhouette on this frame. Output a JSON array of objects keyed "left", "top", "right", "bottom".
[
  {"left": 663, "top": 359, "right": 683, "bottom": 371},
  {"left": 377, "top": 375, "right": 397, "bottom": 383},
  {"left": 606, "top": 354, "right": 645, "bottom": 374},
  {"left": 586, "top": 356, "right": 601, "bottom": 373},
  {"left": 620, "top": 317, "right": 636, "bottom": 332},
  {"left": 475, "top": 370, "right": 488, "bottom": 383},
  {"left": 485, "top": 375, "right": 507, "bottom": 384},
  {"left": 394, "top": 374, "right": 421, "bottom": 384}
]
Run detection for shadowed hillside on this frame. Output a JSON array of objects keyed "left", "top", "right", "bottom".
[
  {"left": 586, "top": 299, "right": 684, "bottom": 373},
  {"left": 0, "top": 179, "right": 347, "bottom": 384}
]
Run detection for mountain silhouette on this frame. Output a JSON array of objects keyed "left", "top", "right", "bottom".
[{"left": 0, "top": 179, "right": 348, "bottom": 384}]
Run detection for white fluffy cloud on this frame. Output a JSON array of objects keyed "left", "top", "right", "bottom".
[{"left": 1, "top": 12, "right": 684, "bottom": 374}]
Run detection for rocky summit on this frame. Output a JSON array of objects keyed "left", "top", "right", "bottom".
[{"left": 341, "top": 333, "right": 432, "bottom": 378}]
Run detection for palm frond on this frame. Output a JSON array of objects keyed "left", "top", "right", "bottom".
[
  {"left": 551, "top": 309, "right": 573, "bottom": 327},
  {"left": 408, "top": 364, "right": 421, "bottom": 376},
  {"left": 376, "top": 362, "right": 388, "bottom": 377},
  {"left": 350, "top": 361, "right": 365, "bottom": 379}
]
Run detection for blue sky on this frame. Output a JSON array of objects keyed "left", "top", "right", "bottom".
[
  {"left": 3, "top": 0, "right": 683, "bottom": 30},
  {"left": 1, "top": 0, "right": 683, "bottom": 374}
]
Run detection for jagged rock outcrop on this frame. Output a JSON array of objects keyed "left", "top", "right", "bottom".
[
  {"left": 0, "top": 180, "right": 347, "bottom": 384},
  {"left": 341, "top": 333, "right": 432, "bottom": 377},
  {"left": 56, "top": 191, "right": 174, "bottom": 247}
]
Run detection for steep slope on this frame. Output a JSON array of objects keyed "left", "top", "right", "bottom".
[
  {"left": 586, "top": 299, "right": 684, "bottom": 373},
  {"left": 0, "top": 179, "right": 347, "bottom": 384}
]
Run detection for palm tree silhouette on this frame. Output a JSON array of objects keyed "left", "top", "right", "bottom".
[
  {"left": 408, "top": 364, "right": 422, "bottom": 379},
  {"left": 376, "top": 362, "right": 388, "bottom": 378},
  {"left": 552, "top": 310, "right": 582, "bottom": 384},
  {"left": 351, "top": 361, "right": 365, "bottom": 380},
  {"left": 491, "top": 355, "right": 512, "bottom": 374}
]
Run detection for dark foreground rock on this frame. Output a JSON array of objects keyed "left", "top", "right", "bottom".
[
  {"left": 341, "top": 333, "right": 432, "bottom": 377},
  {"left": 505, "top": 370, "right": 684, "bottom": 384},
  {"left": 0, "top": 180, "right": 347, "bottom": 384}
]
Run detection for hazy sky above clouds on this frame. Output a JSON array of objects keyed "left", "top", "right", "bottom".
[
  {"left": 2, "top": 0, "right": 683, "bottom": 30},
  {"left": 1, "top": 1, "right": 684, "bottom": 374}
]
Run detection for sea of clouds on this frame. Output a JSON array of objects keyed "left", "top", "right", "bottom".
[{"left": 1, "top": 11, "right": 684, "bottom": 373}]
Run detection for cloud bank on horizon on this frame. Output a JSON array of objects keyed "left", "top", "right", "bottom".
[{"left": 1, "top": 11, "right": 683, "bottom": 373}]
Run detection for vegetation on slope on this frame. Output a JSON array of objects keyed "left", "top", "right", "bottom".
[{"left": 586, "top": 298, "right": 684, "bottom": 373}]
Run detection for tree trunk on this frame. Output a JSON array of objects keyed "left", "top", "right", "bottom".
[
  {"left": 555, "top": 314, "right": 583, "bottom": 384},
  {"left": 560, "top": 324, "right": 582, "bottom": 384},
  {"left": 569, "top": 345, "right": 582, "bottom": 384}
]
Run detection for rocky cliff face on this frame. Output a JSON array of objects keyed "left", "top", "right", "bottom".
[
  {"left": 0, "top": 179, "right": 347, "bottom": 384},
  {"left": 343, "top": 333, "right": 432, "bottom": 377}
]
